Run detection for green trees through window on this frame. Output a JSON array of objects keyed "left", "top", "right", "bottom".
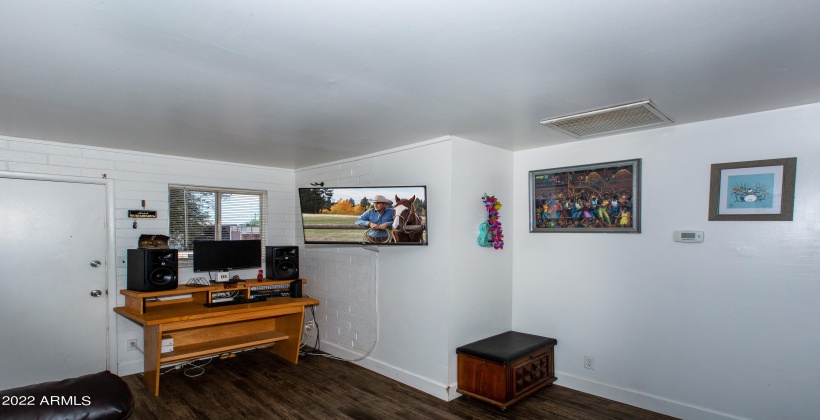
[{"left": 169, "top": 185, "right": 266, "bottom": 266}]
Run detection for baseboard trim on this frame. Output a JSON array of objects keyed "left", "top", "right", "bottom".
[
  {"left": 556, "top": 371, "right": 747, "bottom": 420},
  {"left": 318, "top": 341, "right": 455, "bottom": 401},
  {"left": 116, "top": 359, "right": 144, "bottom": 377}
]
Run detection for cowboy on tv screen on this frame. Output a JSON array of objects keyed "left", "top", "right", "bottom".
[{"left": 299, "top": 186, "right": 427, "bottom": 245}]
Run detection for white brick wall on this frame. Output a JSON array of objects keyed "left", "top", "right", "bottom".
[
  {"left": 0, "top": 135, "right": 295, "bottom": 374},
  {"left": 294, "top": 138, "right": 459, "bottom": 400},
  {"left": 296, "top": 160, "right": 379, "bottom": 354}
]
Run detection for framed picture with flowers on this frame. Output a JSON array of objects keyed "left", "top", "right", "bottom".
[
  {"left": 708, "top": 157, "right": 796, "bottom": 221},
  {"left": 529, "top": 159, "right": 641, "bottom": 233}
]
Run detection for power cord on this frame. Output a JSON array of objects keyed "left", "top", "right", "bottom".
[
  {"left": 300, "top": 261, "right": 381, "bottom": 362},
  {"left": 300, "top": 304, "right": 324, "bottom": 357},
  {"left": 159, "top": 356, "right": 214, "bottom": 377},
  {"left": 186, "top": 277, "right": 210, "bottom": 287},
  {"left": 159, "top": 345, "right": 274, "bottom": 377},
  {"left": 182, "top": 356, "right": 214, "bottom": 377},
  {"left": 129, "top": 341, "right": 145, "bottom": 355}
]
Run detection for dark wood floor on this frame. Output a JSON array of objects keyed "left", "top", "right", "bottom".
[{"left": 123, "top": 348, "right": 677, "bottom": 420}]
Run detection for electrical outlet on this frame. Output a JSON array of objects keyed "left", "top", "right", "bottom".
[
  {"left": 584, "top": 355, "right": 595, "bottom": 370},
  {"left": 127, "top": 339, "right": 138, "bottom": 351},
  {"left": 304, "top": 320, "right": 314, "bottom": 332}
]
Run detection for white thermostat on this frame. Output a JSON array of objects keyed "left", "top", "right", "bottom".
[{"left": 673, "top": 230, "right": 704, "bottom": 243}]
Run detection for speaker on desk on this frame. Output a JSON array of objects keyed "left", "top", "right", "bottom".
[
  {"left": 127, "top": 249, "right": 178, "bottom": 292},
  {"left": 266, "top": 246, "right": 299, "bottom": 280},
  {"left": 289, "top": 279, "right": 303, "bottom": 298}
]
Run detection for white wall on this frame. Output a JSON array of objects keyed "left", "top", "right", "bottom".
[
  {"left": 296, "top": 136, "right": 515, "bottom": 400},
  {"left": 446, "top": 137, "right": 514, "bottom": 387},
  {"left": 296, "top": 138, "right": 454, "bottom": 397},
  {"left": 512, "top": 103, "right": 820, "bottom": 420},
  {"left": 294, "top": 155, "right": 381, "bottom": 361},
  {"left": 0, "top": 135, "right": 295, "bottom": 375}
]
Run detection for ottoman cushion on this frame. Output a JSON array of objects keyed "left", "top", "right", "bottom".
[{"left": 457, "top": 331, "right": 557, "bottom": 364}]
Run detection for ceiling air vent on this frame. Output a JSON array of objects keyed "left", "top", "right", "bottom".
[{"left": 540, "top": 100, "right": 674, "bottom": 138}]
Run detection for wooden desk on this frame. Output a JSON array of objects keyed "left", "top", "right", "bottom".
[{"left": 114, "top": 280, "right": 319, "bottom": 396}]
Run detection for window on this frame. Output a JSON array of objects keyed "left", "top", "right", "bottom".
[{"left": 169, "top": 185, "right": 267, "bottom": 267}]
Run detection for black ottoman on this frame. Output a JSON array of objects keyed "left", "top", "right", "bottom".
[
  {"left": 456, "top": 331, "right": 557, "bottom": 410},
  {"left": 0, "top": 371, "right": 134, "bottom": 419}
]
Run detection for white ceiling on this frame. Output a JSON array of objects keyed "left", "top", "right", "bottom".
[{"left": 2, "top": 1, "right": 819, "bottom": 169}]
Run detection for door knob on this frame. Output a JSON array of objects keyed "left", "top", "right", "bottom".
[
  {"left": 90, "top": 260, "right": 102, "bottom": 267},
  {"left": 90, "top": 290, "right": 103, "bottom": 297}
]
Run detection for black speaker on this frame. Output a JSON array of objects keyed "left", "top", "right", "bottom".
[
  {"left": 127, "top": 249, "right": 178, "bottom": 292},
  {"left": 289, "top": 279, "right": 303, "bottom": 298},
  {"left": 266, "top": 246, "right": 299, "bottom": 280}
]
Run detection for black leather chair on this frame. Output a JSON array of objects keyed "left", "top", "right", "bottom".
[{"left": 0, "top": 371, "right": 134, "bottom": 420}]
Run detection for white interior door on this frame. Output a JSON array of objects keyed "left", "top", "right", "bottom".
[{"left": 0, "top": 177, "right": 108, "bottom": 390}]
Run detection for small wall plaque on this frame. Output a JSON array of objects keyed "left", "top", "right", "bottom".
[{"left": 129, "top": 210, "right": 157, "bottom": 218}]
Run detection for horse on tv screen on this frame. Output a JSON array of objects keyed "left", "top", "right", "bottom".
[{"left": 299, "top": 186, "right": 427, "bottom": 245}]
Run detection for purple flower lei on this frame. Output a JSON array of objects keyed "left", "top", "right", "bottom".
[{"left": 483, "top": 195, "right": 504, "bottom": 249}]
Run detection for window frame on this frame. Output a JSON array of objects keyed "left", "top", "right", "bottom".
[{"left": 169, "top": 184, "right": 267, "bottom": 268}]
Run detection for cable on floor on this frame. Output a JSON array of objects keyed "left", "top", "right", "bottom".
[{"left": 300, "top": 259, "right": 381, "bottom": 362}]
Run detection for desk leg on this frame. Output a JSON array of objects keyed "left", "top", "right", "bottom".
[
  {"left": 143, "top": 325, "right": 161, "bottom": 396},
  {"left": 272, "top": 311, "right": 305, "bottom": 364}
]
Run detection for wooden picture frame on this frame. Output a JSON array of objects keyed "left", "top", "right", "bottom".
[
  {"left": 529, "top": 159, "right": 641, "bottom": 233},
  {"left": 708, "top": 157, "right": 796, "bottom": 221}
]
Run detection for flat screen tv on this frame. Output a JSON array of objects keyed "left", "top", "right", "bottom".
[
  {"left": 299, "top": 186, "right": 427, "bottom": 245},
  {"left": 193, "top": 239, "right": 262, "bottom": 272}
]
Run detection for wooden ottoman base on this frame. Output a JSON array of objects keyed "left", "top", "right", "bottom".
[{"left": 456, "top": 331, "right": 557, "bottom": 410}]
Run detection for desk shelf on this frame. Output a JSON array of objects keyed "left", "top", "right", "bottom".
[
  {"left": 121, "top": 279, "right": 305, "bottom": 315},
  {"left": 114, "top": 280, "right": 318, "bottom": 396},
  {"left": 160, "top": 330, "right": 288, "bottom": 363}
]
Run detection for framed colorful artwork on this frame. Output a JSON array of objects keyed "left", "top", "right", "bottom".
[
  {"left": 529, "top": 159, "right": 641, "bottom": 233},
  {"left": 708, "top": 157, "right": 796, "bottom": 221}
]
